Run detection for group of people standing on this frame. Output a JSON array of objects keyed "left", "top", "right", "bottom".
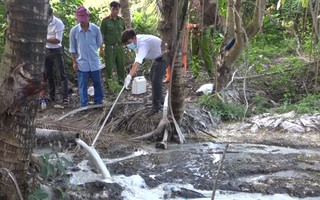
[{"left": 43, "top": 1, "right": 168, "bottom": 116}]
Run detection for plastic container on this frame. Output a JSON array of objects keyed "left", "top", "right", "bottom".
[{"left": 132, "top": 76, "right": 146, "bottom": 95}]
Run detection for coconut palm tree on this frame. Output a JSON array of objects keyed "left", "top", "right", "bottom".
[
  {"left": 0, "top": 0, "right": 48, "bottom": 199},
  {"left": 157, "top": 0, "right": 188, "bottom": 144},
  {"left": 120, "top": 0, "right": 131, "bottom": 28}
]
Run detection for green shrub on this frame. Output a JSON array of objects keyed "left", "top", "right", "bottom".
[
  {"left": 199, "top": 95, "right": 247, "bottom": 121},
  {"left": 251, "top": 94, "right": 273, "bottom": 114},
  {"left": 132, "top": 7, "right": 159, "bottom": 35},
  {"left": 275, "top": 94, "right": 320, "bottom": 114}
]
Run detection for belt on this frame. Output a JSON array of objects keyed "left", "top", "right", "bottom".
[
  {"left": 46, "top": 47, "right": 61, "bottom": 50},
  {"left": 46, "top": 48, "right": 62, "bottom": 53}
]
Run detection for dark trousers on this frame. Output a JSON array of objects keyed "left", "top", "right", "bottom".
[
  {"left": 44, "top": 47, "right": 68, "bottom": 101},
  {"left": 150, "top": 58, "right": 168, "bottom": 107}
]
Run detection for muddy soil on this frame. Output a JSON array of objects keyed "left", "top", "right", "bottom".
[{"left": 34, "top": 70, "right": 320, "bottom": 199}]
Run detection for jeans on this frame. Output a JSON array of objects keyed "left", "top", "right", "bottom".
[
  {"left": 150, "top": 58, "right": 168, "bottom": 107},
  {"left": 77, "top": 70, "right": 103, "bottom": 107},
  {"left": 44, "top": 47, "right": 68, "bottom": 101}
]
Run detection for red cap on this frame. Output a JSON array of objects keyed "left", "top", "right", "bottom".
[{"left": 76, "top": 6, "right": 88, "bottom": 23}]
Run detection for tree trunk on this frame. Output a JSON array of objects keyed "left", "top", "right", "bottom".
[
  {"left": 216, "top": 0, "right": 266, "bottom": 92},
  {"left": 120, "top": 0, "right": 131, "bottom": 29},
  {"left": 159, "top": 0, "right": 188, "bottom": 127},
  {"left": 0, "top": 0, "right": 48, "bottom": 199}
]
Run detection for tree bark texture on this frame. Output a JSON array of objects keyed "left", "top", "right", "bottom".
[
  {"left": 159, "top": 0, "right": 188, "bottom": 125},
  {"left": 35, "top": 128, "right": 78, "bottom": 144},
  {"left": 216, "top": 0, "right": 266, "bottom": 92},
  {"left": 0, "top": 0, "right": 48, "bottom": 199},
  {"left": 120, "top": 0, "right": 131, "bottom": 29}
]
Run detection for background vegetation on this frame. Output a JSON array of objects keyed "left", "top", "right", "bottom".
[{"left": 0, "top": 0, "right": 318, "bottom": 121}]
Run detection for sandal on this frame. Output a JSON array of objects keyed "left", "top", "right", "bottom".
[{"left": 63, "top": 99, "right": 69, "bottom": 106}]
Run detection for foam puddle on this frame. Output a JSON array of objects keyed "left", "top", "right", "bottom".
[
  {"left": 36, "top": 143, "right": 319, "bottom": 200},
  {"left": 68, "top": 146, "right": 320, "bottom": 200},
  {"left": 102, "top": 149, "right": 149, "bottom": 164},
  {"left": 70, "top": 170, "right": 319, "bottom": 200}
]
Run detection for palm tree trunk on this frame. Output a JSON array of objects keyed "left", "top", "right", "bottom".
[
  {"left": 0, "top": 0, "right": 48, "bottom": 199},
  {"left": 120, "top": 0, "right": 131, "bottom": 29},
  {"left": 159, "top": 0, "right": 188, "bottom": 126}
]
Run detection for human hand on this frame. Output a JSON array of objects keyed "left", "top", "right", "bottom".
[
  {"left": 187, "top": 23, "right": 198, "bottom": 29},
  {"left": 99, "top": 48, "right": 105, "bottom": 57},
  {"left": 124, "top": 74, "right": 132, "bottom": 90},
  {"left": 72, "top": 62, "right": 78, "bottom": 73}
]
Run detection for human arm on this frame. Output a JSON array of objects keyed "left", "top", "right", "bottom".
[
  {"left": 99, "top": 35, "right": 105, "bottom": 57},
  {"left": 70, "top": 53, "right": 78, "bottom": 72},
  {"left": 47, "top": 17, "right": 64, "bottom": 44},
  {"left": 129, "top": 62, "right": 140, "bottom": 77},
  {"left": 69, "top": 28, "right": 78, "bottom": 72},
  {"left": 47, "top": 38, "right": 60, "bottom": 44},
  {"left": 99, "top": 20, "right": 106, "bottom": 57}
]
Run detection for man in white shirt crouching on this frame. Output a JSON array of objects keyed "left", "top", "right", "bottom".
[{"left": 121, "top": 29, "right": 168, "bottom": 116}]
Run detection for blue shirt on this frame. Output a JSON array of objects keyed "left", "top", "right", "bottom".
[{"left": 69, "top": 23, "right": 103, "bottom": 72}]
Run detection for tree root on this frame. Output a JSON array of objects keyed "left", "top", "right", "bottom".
[{"left": 131, "top": 117, "right": 170, "bottom": 141}]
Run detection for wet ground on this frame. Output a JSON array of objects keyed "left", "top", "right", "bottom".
[
  {"left": 34, "top": 71, "right": 320, "bottom": 199},
  {"left": 33, "top": 131, "right": 320, "bottom": 199}
]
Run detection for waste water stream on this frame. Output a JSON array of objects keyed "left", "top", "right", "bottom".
[{"left": 34, "top": 142, "right": 320, "bottom": 199}]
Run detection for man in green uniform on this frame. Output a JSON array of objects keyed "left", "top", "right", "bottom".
[{"left": 100, "top": 1, "right": 126, "bottom": 86}]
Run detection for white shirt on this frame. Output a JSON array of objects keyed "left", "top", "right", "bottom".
[
  {"left": 46, "top": 16, "right": 64, "bottom": 49},
  {"left": 134, "top": 34, "right": 162, "bottom": 64}
]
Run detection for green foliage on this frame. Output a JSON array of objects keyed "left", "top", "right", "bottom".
[
  {"left": 190, "top": 55, "right": 202, "bottom": 78},
  {"left": 38, "top": 153, "right": 72, "bottom": 180},
  {"left": 0, "top": 1, "right": 7, "bottom": 57},
  {"left": 28, "top": 188, "right": 49, "bottom": 200},
  {"left": 275, "top": 94, "right": 320, "bottom": 114},
  {"left": 138, "top": 60, "right": 153, "bottom": 77},
  {"left": 28, "top": 153, "right": 72, "bottom": 200},
  {"left": 131, "top": 8, "right": 159, "bottom": 35},
  {"left": 251, "top": 94, "right": 273, "bottom": 114},
  {"left": 106, "top": 78, "right": 123, "bottom": 93},
  {"left": 281, "top": 0, "right": 308, "bottom": 8},
  {"left": 199, "top": 95, "right": 247, "bottom": 121}
]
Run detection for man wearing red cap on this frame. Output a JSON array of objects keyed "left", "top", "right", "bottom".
[{"left": 69, "top": 6, "right": 104, "bottom": 107}]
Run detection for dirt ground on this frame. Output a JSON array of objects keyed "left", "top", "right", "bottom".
[{"left": 34, "top": 70, "right": 320, "bottom": 199}]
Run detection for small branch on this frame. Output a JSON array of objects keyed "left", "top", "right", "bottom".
[
  {"left": 221, "top": 69, "right": 238, "bottom": 91},
  {"left": 57, "top": 101, "right": 143, "bottom": 121},
  {"left": 0, "top": 168, "right": 23, "bottom": 200},
  {"left": 199, "top": 129, "right": 217, "bottom": 139},
  {"left": 156, "top": 129, "right": 169, "bottom": 149},
  {"left": 211, "top": 143, "right": 230, "bottom": 200},
  {"left": 131, "top": 130, "right": 156, "bottom": 140}
]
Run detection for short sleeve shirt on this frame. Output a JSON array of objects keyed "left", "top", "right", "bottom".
[
  {"left": 100, "top": 16, "right": 126, "bottom": 45},
  {"left": 134, "top": 34, "right": 162, "bottom": 64}
]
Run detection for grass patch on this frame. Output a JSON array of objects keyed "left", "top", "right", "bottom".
[
  {"left": 199, "top": 95, "right": 248, "bottom": 121},
  {"left": 274, "top": 94, "right": 320, "bottom": 114}
]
